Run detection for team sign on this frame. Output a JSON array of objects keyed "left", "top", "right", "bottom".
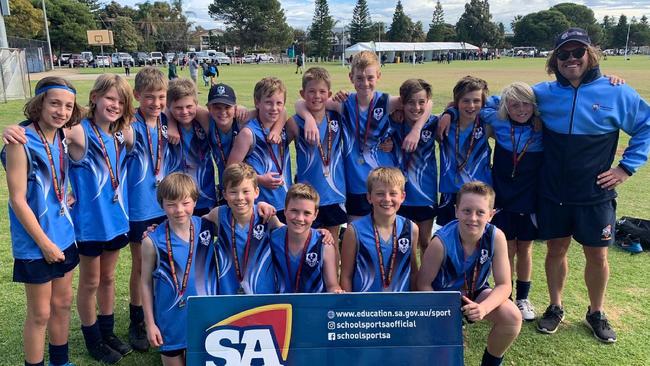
[{"left": 187, "top": 292, "right": 463, "bottom": 366}]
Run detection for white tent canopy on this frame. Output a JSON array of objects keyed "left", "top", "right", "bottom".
[{"left": 344, "top": 41, "right": 480, "bottom": 62}]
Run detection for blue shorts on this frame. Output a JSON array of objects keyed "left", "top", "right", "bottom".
[
  {"left": 129, "top": 216, "right": 166, "bottom": 243},
  {"left": 345, "top": 193, "right": 371, "bottom": 217},
  {"left": 491, "top": 210, "right": 538, "bottom": 241},
  {"left": 313, "top": 203, "right": 347, "bottom": 227},
  {"left": 398, "top": 205, "right": 436, "bottom": 223},
  {"left": 78, "top": 233, "right": 129, "bottom": 257},
  {"left": 537, "top": 198, "right": 616, "bottom": 247},
  {"left": 13, "top": 244, "right": 80, "bottom": 284},
  {"left": 436, "top": 193, "right": 457, "bottom": 227}
]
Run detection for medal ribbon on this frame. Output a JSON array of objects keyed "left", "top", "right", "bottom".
[
  {"left": 455, "top": 116, "right": 480, "bottom": 173},
  {"left": 33, "top": 122, "right": 65, "bottom": 206},
  {"left": 165, "top": 221, "right": 195, "bottom": 300},
  {"left": 317, "top": 114, "right": 333, "bottom": 169},
  {"left": 373, "top": 216, "right": 398, "bottom": 289},
  {"left": 285, "top": 230, "right": 313, "bottom": 293},
  {"left": 145, "top": 116, "right": 163, "bottom": 177},
  {"left": 258, "top": 120, "right": 285, "bottom": 175},
  {"left": 230, "top": 214, "right": 255, "bottom": 282},
  {"left": 462, "top": 239, "right": 481, "bottom": 300},
  {"left": 90, "top": 122, "right": 120, "bottom": 191},
  {"left": 213, "top": 125, "right": 228, "bottom": 166},
  {"left": 509, "top": 123, "right": 534, "bottom": 178},
  {"left": 355, "top": 95, "right": 376, "bottom": 156}
]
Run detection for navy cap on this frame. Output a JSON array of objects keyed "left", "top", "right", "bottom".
[
  {"left": 554, "top": 28, "right": 591, "bottom": 50},
  {"left": 207, "top": 84, "right": 236, "bottom": 106}
]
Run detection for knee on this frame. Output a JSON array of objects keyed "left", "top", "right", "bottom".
[
  {"left": 79, "top": 276, "right": 100, "bottom": 292},
  {"left": 584, "top": 248, "right": 608, "bottom": 266},
  {"left": 494, "top": 301, "right": 522, "bottom": 333},
  {"left": 547, "top": 244, "right": 569, "bottom": 259},
  {"left": 100, "top": 272, "right": 116, "bottom": 288},
  {"left": 51, "top": 291, "right": 73, "bottom": 313},
  {"left": 27, "top": 306, "right": 51, "bottom": 327}
]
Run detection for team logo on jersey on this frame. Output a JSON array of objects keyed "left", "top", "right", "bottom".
[
  {"left": 114, "top": 131, "right": 125, "bottom": 144},
  {"left": 195, "top": 125, "right": 207, "bottom": 140},
  {"left": 204, "top": 304, "right": 292, "bottom": 365},
  {"left": 253, "top": 224, "right": 265, "bottom": 240},
  {"left": 217, "top": 85, "right": 226, "bottom": 95},
  {"left": 161, "top": 124, "right": 169, "bottom": 139},
  {"left": 199, "top": 230, "right": 212, "bottom": 246},
  {"left": 601, "top": 224, "right": 612, "bottom": 241},
  {"left": 305, "top": 252, "right": 319, "bottom": 267},
  {"left": 373, "top": 108, "right": 384, "bottom": 121},
  {"left": 398, "top": 238, "right": 410, "bottom": 254},
  {"left": 329, "top": 119, "right": 339, "bottom": 133},
  {"left": 592, "top": 103, "right": 600, "bottom": 111},
  {"left": 421, "top": 130, "right": 432, "bottom": 143},
  {"left": 233, "top": 129, "right": 239, "bottom": 137},
  {"left": 473, "top": 127, "right": 484, "bottom": 140},
  {"left": 479, "top": 248, "right": 489, "bottom": 264}
]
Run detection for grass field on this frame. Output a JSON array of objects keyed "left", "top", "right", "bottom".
[{"left": 1, "top": 56, "right": 650, "bottom": 365}]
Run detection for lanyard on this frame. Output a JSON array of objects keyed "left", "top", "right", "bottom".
[
  {"left": 145, "top": 116, "right": 163, "bottom": 178},
  {"left": 213, "top": 126, "right": 228, "bottom": 166},
  {"left": 317, "top": 113, "right": 333, "bottom": 171},
  {"left": 33, "top": 122, "right": 65, "bottom": 211},
  {"left": 165, "top": 221, "right": 195, "bottom": 301},
  {"left": 455, "top": 116, "right": 480, "bottom": 173},
  {"left": 509, "top": 123, "right": 534, "bottom": 178},
  {"left": 356, "top": 95, "right": 376, "bottom": 155},
  {"left": 258, "top": 120, "right": 285, "bottom": 175},
  {"left": 373, "top": 216, "right": 398, "bottom": 289},
  {"left": 284, "top": 230, "right": 313, "bottom": 293},
  {"left": 231, "top": 214, "right": 255, "bottom": 282},
  {"left": 462, "top": 239, "right": 481, "bottom": 300},
  {"left": 90, "top": 122, "right": 120, "bottom": 196}
]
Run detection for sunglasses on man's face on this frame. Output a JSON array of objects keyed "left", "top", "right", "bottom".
[{"left": 556, "top": 47, "right": 587, "bottom": 61}]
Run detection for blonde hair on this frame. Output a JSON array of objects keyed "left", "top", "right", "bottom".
[
  {"left": 88, "top": 74, "right": 135, "bottom": 133},
  {"left": 453, "top": 76, "right": 488, "bottom": 107},
  {"left": 253, "top": 77, "right": 287, "bottom": 104},
  {"left": 134, "top": 66, "right": 167, "bottom": 93},
  {"left": 167, "top": 78, "right": 198, "bottom": 105},
  {"left": 24, "top": 76, "right": 83, "bottom": 128},
  {"left": 223, "top": 162, "right": 258, "bottom": 191},
  {"left": 302, "top": 67, "right": 332, "bottom": 90},
  {"left": 350, "top": 51, "right": 380, "bottom": 74},
  {"left": 399, "top": 79, "right": 432, "bottom": 103},
  {"left": 367, "top": 167, "right": 406, "bottom": 194},
  {"left": 456, "top": 181, "right": 496, "bottom": 209},
  {"left": 546, "top": 44, "right": 600, "bottom": 76},
  {"left": 156, "top": 172, "right": 199, "bottom": 205},
  {"left": 285, "top": 183, "right": 320, "bottom": 209},
  {"left": 498, "top": 82, "right": 542, "bottom": 131}
]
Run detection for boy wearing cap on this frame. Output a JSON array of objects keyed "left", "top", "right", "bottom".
[{"left": 534, "top": 27, "right": 650, "bottom": 342}]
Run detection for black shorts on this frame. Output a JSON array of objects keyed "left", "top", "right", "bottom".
[
  {"left": 398, "top": 205, "right": 436, "bottom": 223},
  {"left": 537, "top": 198, "right": 616, "bottom": 247},
  {"left": 436, "top": 193, "right": 457, "bottom": 226},
  {"left": 345, "top": 193, "right": 371, "bottom": 217},
  {"left": 491, "top": 210, "right": 538, "bottom": 241},
  {"left": 128, "top": 216, "right": 166, "bottom": 243},
  {"left": 13, "top": 244, "right": 80, "bottom": 284},
  {"left": 313, "top": 203, "right": 347, "bottom": 227},
  {"left": 78, "top": 233, "right": 129, "bottom": 257},
  {"left": 160, "top": 348, "right": 185, "bottom": 357}
]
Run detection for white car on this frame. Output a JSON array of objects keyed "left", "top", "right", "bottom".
[
  {"left": 242, "top": 54, "right": 256, "bottom": 63},
  {"left": 257, "top": 54, "right": 275, "bottom": 63},
  {"left": 213, "top": 51, "right": 231, "bottom": 65},
  {"left": 150, "top": 51, "right": 163, "bottom": 64},
  {"left": 95, "top": 55, "right": 111, "bottom": 67}
]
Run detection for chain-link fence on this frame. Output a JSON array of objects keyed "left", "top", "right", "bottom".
[
  {"left": 7, "top": 36, "right": 52, "bottom": 73},
  {"left": 0, "top": 48, "right": 31, "bottom": 102}
]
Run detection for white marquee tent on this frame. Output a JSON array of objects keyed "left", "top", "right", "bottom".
[{"left": 344, "top": 41, "right": 480, "bottom": 63}]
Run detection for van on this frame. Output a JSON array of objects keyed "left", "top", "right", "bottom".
[
  {"left": 150, "top": 51, "right": 163, "bottom": 64},
  {"left": 81, "top": 51, "right": 94, "bottom": 64}
]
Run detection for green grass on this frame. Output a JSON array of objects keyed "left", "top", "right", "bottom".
[{"left": 1, "top": 55, "right": 650, "bottom": 365}]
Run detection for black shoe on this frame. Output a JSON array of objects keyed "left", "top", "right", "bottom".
[
  {"left": 537, "top": 304, "right": 564, "bottom": 334},
  {"left": 129, "top": 321, "right": 149, "bottom": 351},
  {"left": 103, "top": 333, "right": 133, "bottom": 356},
  {"left": 585, "top": 307, "right": 617, "bottom": 343},
  {"left": 88, "top": 341, "right": 122, "bottom": 364}
]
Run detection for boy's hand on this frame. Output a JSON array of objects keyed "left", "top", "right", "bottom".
[
  {"left": 461, "top": 295, "right": 487, "bottom": 322},
  {"left": 390, "top": 110, "right": 404, "bottom": 123},
  {"left": 166, "top": 127, "right": 180, "bottom": 145},
  {"left": 304, "top": 116, "right": 320, "bottom": 146},
  {"left": 258, "top": 172, "right": 284, "bottom": 189},
  {"left": 235, "top": 105, "right": 249, "bottom": 122},
  {"left": 332, "top": 90, "right": 349, "bottom": 103},
  {"left": 437, "top": 113, "right": 451, "bottom": 141},
  {"left": 41, "top": 241, "right": 65, "bottom": 264},
  {"left": 402, "top": 127, "right": 421, "bottom": 152},
  {"left": 2, "top": 125, "right": 27, "bottom": 144},
  {"left": 333, "top": 288, "right": 345, "bottom": 294},
  {"left": 146, "top": 324, "right": 164, "bottom": 347},
  {"left": 66, "top": 192, "right": 76, "bottom": 208},
  {"left": 317, "top": 228, "right": 336, "bottom": 246},
  {"left": 266, "top": 130, "right": 282, "bottom": 145},
  {"left": 257, "top": 202, "right": 277, "bottom": 222},
  {"left": 143, "top": 224, "right": 159, "bottom": 238},
  {"left": 379, "top": 138, "right": 393, "bottom": 152}
]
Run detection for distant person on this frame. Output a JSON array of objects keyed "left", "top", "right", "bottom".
[
  {"left": 201, "top": 61, "right": 210, "bottom": 87},
  {"left": 295, "top": 53, "right": 304, "bottom": 74},
  {"left": 207, "top": 61, "right": 219, "bottom": 87},
  {"left": 168, "top": 58, "right": 178, "bottom": 80},
  {"left": 188, "top": 55, "right": 198, "bottom": 85},
  {"left": 381, "top": 53, "right": 387, "bottom": 67},
  {"left": 124, "top": 62, "right": 131, "bottom": 77}
]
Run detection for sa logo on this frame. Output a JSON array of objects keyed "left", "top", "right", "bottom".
[{"left": 204, "top": 304, "right": 292, "bottom": 366}]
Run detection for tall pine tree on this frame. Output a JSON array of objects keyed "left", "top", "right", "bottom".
[
  {"left": 349, "top": 0, "right": 373, "bottom": 44},
  {"left": 309, "top": 0, "right": 335, "bottom": 59},
  {"left": 387, "top": 1, "right": 412, "bottom": 41},
  {"left": 426, "top": 1, "right": 445, "bottom": 41}
]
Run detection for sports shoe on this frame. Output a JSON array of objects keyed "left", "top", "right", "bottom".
[
  {"left": 129, "top": 321, "right": 149, "bottom": 351},
  {"left": 49, "top": 362, "right": 76, "bottom": 366},
  {"left": 88, "top": 341, "right": 122, "bottom": 364},
  {"left": 103, "top": 333, "right": 132, "bottom": 356},
  {"left": 537, "top": 304, "right": 564, "bottom": 334},
  {"left": 516, "top": 299, "right": 536, "bottom": 321},
  {"left": 585, "top": 307, "right": 617, "bottom": 343},
  {"left": 616, "top": 238, "right": 643, "bottom": 254}
]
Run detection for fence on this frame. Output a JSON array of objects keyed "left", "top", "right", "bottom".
[
  {"left": 0, "top": 48, "right": 31, "bottom": 102},
  {"left": 7, "top": 36, "right": 52, "bottom": 73}
]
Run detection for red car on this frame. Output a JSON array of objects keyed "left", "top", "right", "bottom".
[{"left": 69, "top": 54, "right": 88, "bottom": 68}]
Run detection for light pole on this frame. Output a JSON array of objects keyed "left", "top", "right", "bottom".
[
  {"left": 624, "top": 22, "right": 631, "bottom": 60},
  {"left": 41, "top": 0, "right": 54, "bottom": 70}
]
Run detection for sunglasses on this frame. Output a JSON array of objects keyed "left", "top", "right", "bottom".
[{"left": 556, "top": 47, "right": 587, "bottom": 61}]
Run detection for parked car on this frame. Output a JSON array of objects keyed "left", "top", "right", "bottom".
[
  {"left": 257, "top": 53, "right": 275, "bottom": 63},
  {"left": 111, "top": 52, "right": 134, "bottom": 67},
  {"left": 213, "top": 51, "right": 231, "bottom": 65},
  {"left": 81, "top": 51, "right": 94, "bottom": 65},
  {"left": 242, "top": 54, "right": 256, "bottom": 63},
  {"left": 150, "top": 51, "right": 163, "bottom": 64},
  {"left": 196, "top": 51, "right": 211, "bottom": 64},
  {"left": 59, "top": 53, "right": 71, "bottom": 66},
  {"left": 164, "top": 52, "right": 176, "bottom": 63},
  {"left": 95, "top": 55, "right": 111, "bottom": 67},
  {"left": 69, "top": 54, "right": 88, "bottom": 68},
  {"left": 133, "top": 52, "right": 151, "bottom": 66}
]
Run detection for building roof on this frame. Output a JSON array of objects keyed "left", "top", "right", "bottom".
[{"left": 344, "top": 41, "right": 480, "bottom": 56}]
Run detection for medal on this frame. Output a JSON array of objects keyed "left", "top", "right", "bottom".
[
  {"left": 90, "top": 122, "right": 121, "bottom": 204},
  {"left": 372, "top": 214, "right": 398, "bottom": 289},
  {"left": 258, "top": 120, "right": 285, "bottom": 176},
  {"left": 155, "top": 180, "right": 161, "bottom": 187},
  {"left": 317, "top": 113, "right": 333, "bottom": 178},
  {"left": 323, "top": 166, "right": 330, "bottom": 177},
  {"left": 231, "top": 215, "right": 255, "bottom": 283},
  {"left": 237, "top": 286, "right": 245, "bottom": 295},
  {"left": 59, "top": 205, "right": 65, "bottom": 216},
  {"left": 178, "top": 299, "right": 186, "bottom": 308},
  {"left": 356, "top": 95, "right": 375, "bottom": 161},
  {"left": 165, "top": 221, "right": 195, "bottom": 310},
  {"left": 455, "top": 116, "right": 480, "bottom": 176},
  {"left": 33, "top": 122, "right": 67, "bottom": 214},
  {"left": 285, "top": 230, "right": 313, "bottom": 293},
  {"left": 112, "top": 193, "right": 119, "bottom": 203},
  {"left": 145, "top": 116, "right": 163, "bottom": 184},
  {"left": 509, "top": 122, "right": 534, "bottom": 179}
]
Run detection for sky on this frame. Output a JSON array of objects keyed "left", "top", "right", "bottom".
[{"left": 122, "top": 0, "right": 650, "bottom": 31}]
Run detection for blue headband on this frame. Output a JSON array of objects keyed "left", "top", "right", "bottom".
[{"left": 35, "top": 85, "right": 76, "bottom": 96}]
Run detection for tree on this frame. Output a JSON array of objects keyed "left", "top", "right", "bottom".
[
  {"left": 5, "top": 0, "right": 44, "bottom": 39},
  {"left": 349, "top": 0, "right": 373, "bottom": 44},
  {"left": 512, "top": 10, "right": 570, "bottom": 49},
  {"left": 36, "top": 0, "right": 97, "bottom": 53},
  {"left": 612, "top": 15, "right": 629, "bottom": 48},
  {"left": 601, "top": 15, "right": 616, "bottom": 48},
  {"left": 208, "top": 0, "right": 292, "bottom": 52},
  {"left": 112, "top": 16, "right": 142, "bottom": 52},
  {"left": 551, "top": 3, "right": 603, "bottom": 45},
  {"left": 308, "top": 0, "right": 335, "bottom": 59},
  {"left": 455, "top": 0, "right": 500, "bottom": 47},
  {"left": 426, "top": 0, "right": 446, "bottom": 41},
  {"left": 410, "top": 21, "right": 426, "bottom": 42},
  {"left": 387, "top": 1, "right": 412, "bottom": 41}
]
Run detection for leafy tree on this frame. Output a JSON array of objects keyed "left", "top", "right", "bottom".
[
  {"left": 5, "top": 0, "right": 44, "bottom": 39},
  {"left": 455, "top": 0, "right": 500, "bottom": 47},
  {"left": 99, "top": 1, "right": 138, "bottom": 20},
  {"left": 34, "top": 0, "right": 97, "bottom": 53},
  {"left": 426, "top": 0, "right": 446, "bottom": 41},
  {"left": 349, "top": 0, "right": 373, "bottom": 43},
  {"left": 308, "top": 0, "right": 335, "bottom": 59},
  {"left": 629, "top": 16, "right": 650, "bottom": 47},
  {"left": 512, "top": 9, "right": 570, "bottom": 49},
  {"left": 612, "top": 15, "right": 629, "bottom": 48},
  {"left": 551, "top": 3, "right": 602, "bottom": 45},
  {"left": 112, "top": 16, "right": 141, "bottom": 52},
  {"left": 601, "top": 15, "right": 616, "bottom": 48},
  {"left": 410, "top": 21, "right": 426, "bottom": 42},
  {"left": 208, "top": 0, "right": 292, "bottom": 52},
  {"left": 387, "top": 1, "right": 412, "bottom": 41}
]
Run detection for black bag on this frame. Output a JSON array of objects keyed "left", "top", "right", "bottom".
[{"left": 615, "top": 216, "right": 650, "bottom": 250}]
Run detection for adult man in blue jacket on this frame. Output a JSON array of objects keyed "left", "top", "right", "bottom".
[{"left": 534, "top": 28, "right": 650, "bottom": 343}]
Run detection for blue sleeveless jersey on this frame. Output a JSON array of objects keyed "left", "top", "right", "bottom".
[
  {"left": 3, "top": 124, "right": 75, "bottom": 259},
  {"left": 215, "top": 205, "right": 276, "bottom": 294},
  {"left": 168, "top": 121, "right": 217, "bottom": 210},
  {"left": 69, "top": 118, "right": 129, "bottom": 241},
  {"left": 439, "top": 109, "right": 492, "bottom": 193},
  {"left": 294, "top": 112, "right": 346, "bottom": 205},
  {"left": 391, "top": 116, "right": 438, "bottom": 207},
  {"left": 341, "top": 92, "right": 396, "bottom": 194},
  {"left": 270, "top": 226, "right": 325, "bottom": 293},
  {"left": 244, "top": 119, "right": 292, "bottom": 210},
  {"left": 350, "top": 214, "right": 413, "bottom": 292},
  {"left": 126, "top": 110, "right": 178, "bottom": 221},
  {"left": 150, "top": 216, "right": 220, "bottom": 351},
  {"left": 482, "top": 105, "right": 543, "bottom": 213},
  {"left": 208, "top": 117, "right": 239, "bottom": 197},
  {"left": 431, "top": 220, "right": 495, "bottom": 300}
]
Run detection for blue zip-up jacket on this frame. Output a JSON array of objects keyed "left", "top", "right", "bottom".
[{"left": 534, "top": 67, "right": 650, "bottom": 205}]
